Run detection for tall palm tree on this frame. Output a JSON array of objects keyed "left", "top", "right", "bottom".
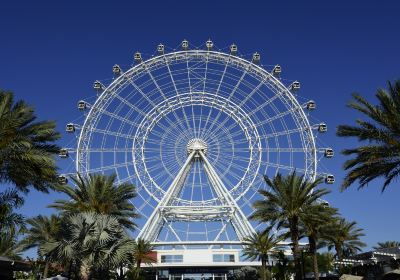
[
  {"left": 300, "top": 205, "right": 337, "bottom": 280},
  {"left": 250, "top": 171, "right": 330, "bottom": 280},
  {"left": 0, "top": 188, "right": 25, "bottom": 235},
  {"left": 0, "top": 90, "right": 60, "bottom": 193},
  {"left": 50, "top": 173, "right": 138, "bottom": 229},
  {"left": 41, "top": 212, "right": 134, "bottom": 280},
  {"left": 325, "top": 218, "right": 366, "bottom": 263},
  {"left": 19, "top": 214, "right": 61, "bottom": 278},
  {"left": 337, "top": 80, "right": 400, "bottom": 191},
  {"left": 243, "top": 229, "right": 283, "bottom": 280},
  {"left": 373, "top": 241, "right": 400, "bottom": 250}
]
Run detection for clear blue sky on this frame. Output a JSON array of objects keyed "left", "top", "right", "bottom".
[{"left": 1, "top": 0, "right": 400, "bottom": 254}]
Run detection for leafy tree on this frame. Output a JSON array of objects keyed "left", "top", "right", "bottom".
[
  {"left": 50, "top": 173, "right": 138, "bottom": 229},
  {"left": 0, "top": 90, "right": 60, "bottom": 193},
  {"left": 41, "top": 212, "right": 134, "bottom": 280},
  {"left": 19, "top": 214, "right": 61, "bottom": 278},
  {"left": 337, "top": 80, "right": 400, "bottom": 191},
  {"left": 324, "top": 218, "right": 366, "bottom": 263},
  {"left": 0, "top": 188, "right": 25, "bottom": 235},
  {"left": 300, "top": 204, "right": 337, "bottom": 280},
  {"left": 373, "top": 241, "right": 400, "bottom": 250},
  {"left": 250, "top": 171, "right": 329, "bottom": 280},
  {"left": 243, "top": 229, "right": 283, "bottom": 280}
]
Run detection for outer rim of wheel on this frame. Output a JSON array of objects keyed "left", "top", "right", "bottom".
[{"left": 76, "top": 49, "right": 317, "bottom": 205}]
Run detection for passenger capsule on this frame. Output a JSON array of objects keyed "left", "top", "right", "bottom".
[
  {"left": 59, "top": 148, "right": 69, "bottom": 158},
  {"left": 230, "top": 44, "right": 237, "bottom": 55},
  {"left": 324, "top": 148, "right": 334, "bottom": 158},
  {"left": 157, "top": 44, "right": 165, "bottom": 54},
  {"left": 66, "top": 123, "right": 75, "bottom": 133},
  {"left": 112, "top": 64, "right": 121, "bottom": 75},
  {"left": 272, "top": 65, "right": 281, "bottom": 76},
  {"left": 93, "top": 80, "right": 104, "bottom": 91},
  {"left": 182, "top": 40, "right": 189, "bottom": 50},
  {"left": 325, "top": 175, "right": 335, "bottom": 184},
  {"left": 206, "top": 39, "right": 213, "bottom": 50},
  {"left": 78, "top": 100, "right": 86, "bottom": 110},
  {"left": 134, "top": 52, "right": 142, "bottom": 63},
  {"left": 252, "top": 52, "right": 260, "bottom": 64},
  {"left": 318, "top": 123, "right": 327, "bottom": 133},
  {"left": 306, "top": 100, "right": 316, "bottom": 110},
  {"left": 58, "top": 175, "right": 68, "bottom": 185},
  {"left": 290, "top": 81, "right": 301, "bottom": 91}
]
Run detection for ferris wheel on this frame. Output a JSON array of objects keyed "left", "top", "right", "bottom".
[{"left": 60, "top": 40, "right": 333, "bottom": 246}]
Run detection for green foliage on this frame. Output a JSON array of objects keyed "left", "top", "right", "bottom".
[
  {"left": 271, "top": 251, "right": 294, "bottom": 280},
  {"left": 251, "top": 171, "right": 330, "bottom": 280},
  {"left": 0, "top": 188, "right": 25, "bottom": 235},
  {"left": 300, "top": 204, "right": 337, "bottom": 279},
  {"left": 228, "top": 267, "right": 259, "bottom": 280},
  {"left": 50, "top": 173, "right": 138, "bottom": 229},
  {"left": 0, "top": 90, "right": 60, "bottom": 193},
  {"left": 0, "top": 188, "right": 26, "bottom": 259},
  {"left": 0, "top": 231, "right": 23, "bottom": 259},
  {"left": 41, "top": 212, "right": 134, "bottom": 278},
  {"left": 373, "top": 241, "right": 400, "bottom": 249},
  {"left": 337, "top": 80, "right": 400, "bottom": 191},
  {"left": 243, "top": 229, "right": 283, "bottom": 280},
  {"left": 303, "top": 252, "right": 335, "bottom": 273},
  {"left": 243, "top": 229, "right": 283, "bottom": 263},
  {"left": 131, "top": 238, "right": 155, "bottom": 267},
  {"left": 324, "top": 218, "right": 366, "bottom": 261},
  {"left": 19, "top": 214, "right": 61, "bottom": 256}
]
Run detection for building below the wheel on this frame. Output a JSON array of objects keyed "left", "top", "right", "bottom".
[{"left": 142, "top": 248, "right": 261, "bottom": 280}]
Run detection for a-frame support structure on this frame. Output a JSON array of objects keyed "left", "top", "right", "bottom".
[{"left": 137, "top": 139, "right": 255, "bottom": 245}]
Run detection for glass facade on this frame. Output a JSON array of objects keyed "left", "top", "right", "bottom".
[
  {"left": 212, "top": 254, "right": 235, "bottom": 262},
  {"left": 160, "top": 254, "right": 184, "bottom": 263}
]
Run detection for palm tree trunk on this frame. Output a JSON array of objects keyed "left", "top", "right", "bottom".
[
  {"left": 335, "top": 244, "right": 344, "bottom": 272},
  {"left": 43, "top": 261, "right": 50, "bottom": 278},
  {"left": 290, "top": 218, "right": 302, "bottom": 280},
  {"left": 261, "top": 256, "right": 267, "bottom": 280},
  {"left": 308, "top": 236, "right": 319, "bottom": 280}
]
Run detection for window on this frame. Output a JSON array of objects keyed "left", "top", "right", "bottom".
[
  {"left": 160, "top": 254, "right": 183, "bottom": 263},
  {"left": 213, "top": 254, "right": 235, "bottom": 262}
]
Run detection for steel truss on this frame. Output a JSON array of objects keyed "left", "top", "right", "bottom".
[{"left": 137, "top": 147, "right": 255, "bottom": 244}]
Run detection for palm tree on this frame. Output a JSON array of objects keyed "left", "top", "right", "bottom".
[
  {"left": 0, "top": 90, "right": 60, "bottom": 193},
  {"left": 19, "top": 214, "right": 61, "bottom": 278},
  {"left": 373, "top": 241, "right": 400, "bottom": 250},
  {"left": 250, "top": 171, "right": 330, "bottom": 280},
  {"left": 0, "top": 188, "right": 25, "bottom": 235},
  {"left": 49, "top": 173, "right": 138, "bottom": 229},
  {"left": 325, "top": 218, "right": 366, "bottom": 263},
  {"left": 0, "top": 231, "right": 22, "bottom": 259},
  {"left": 41, "top": 212, "right": 134, "bottom": 280},
  {"left": 272, "top": 250, "right": 294, "bottom": 280},
  {"left": 243, "top": 229, "right": 283, "bottom": 280},
  {"left": 130, "top": 238, "right": 156, "bottom": 279},
  {"left": 300, "top": 204, "right": 337, "bottom": 280},
  {"left": 337, "top": 80, "right": 400, "bottom": 191}
]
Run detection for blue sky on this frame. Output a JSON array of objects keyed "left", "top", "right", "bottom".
[{"left": 1, "top": 0, "right": 400, "bottom": 254}]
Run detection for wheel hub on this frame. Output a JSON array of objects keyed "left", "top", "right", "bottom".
[{"left": 187, "top": 138, "right": 208, "bottom": 156}]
